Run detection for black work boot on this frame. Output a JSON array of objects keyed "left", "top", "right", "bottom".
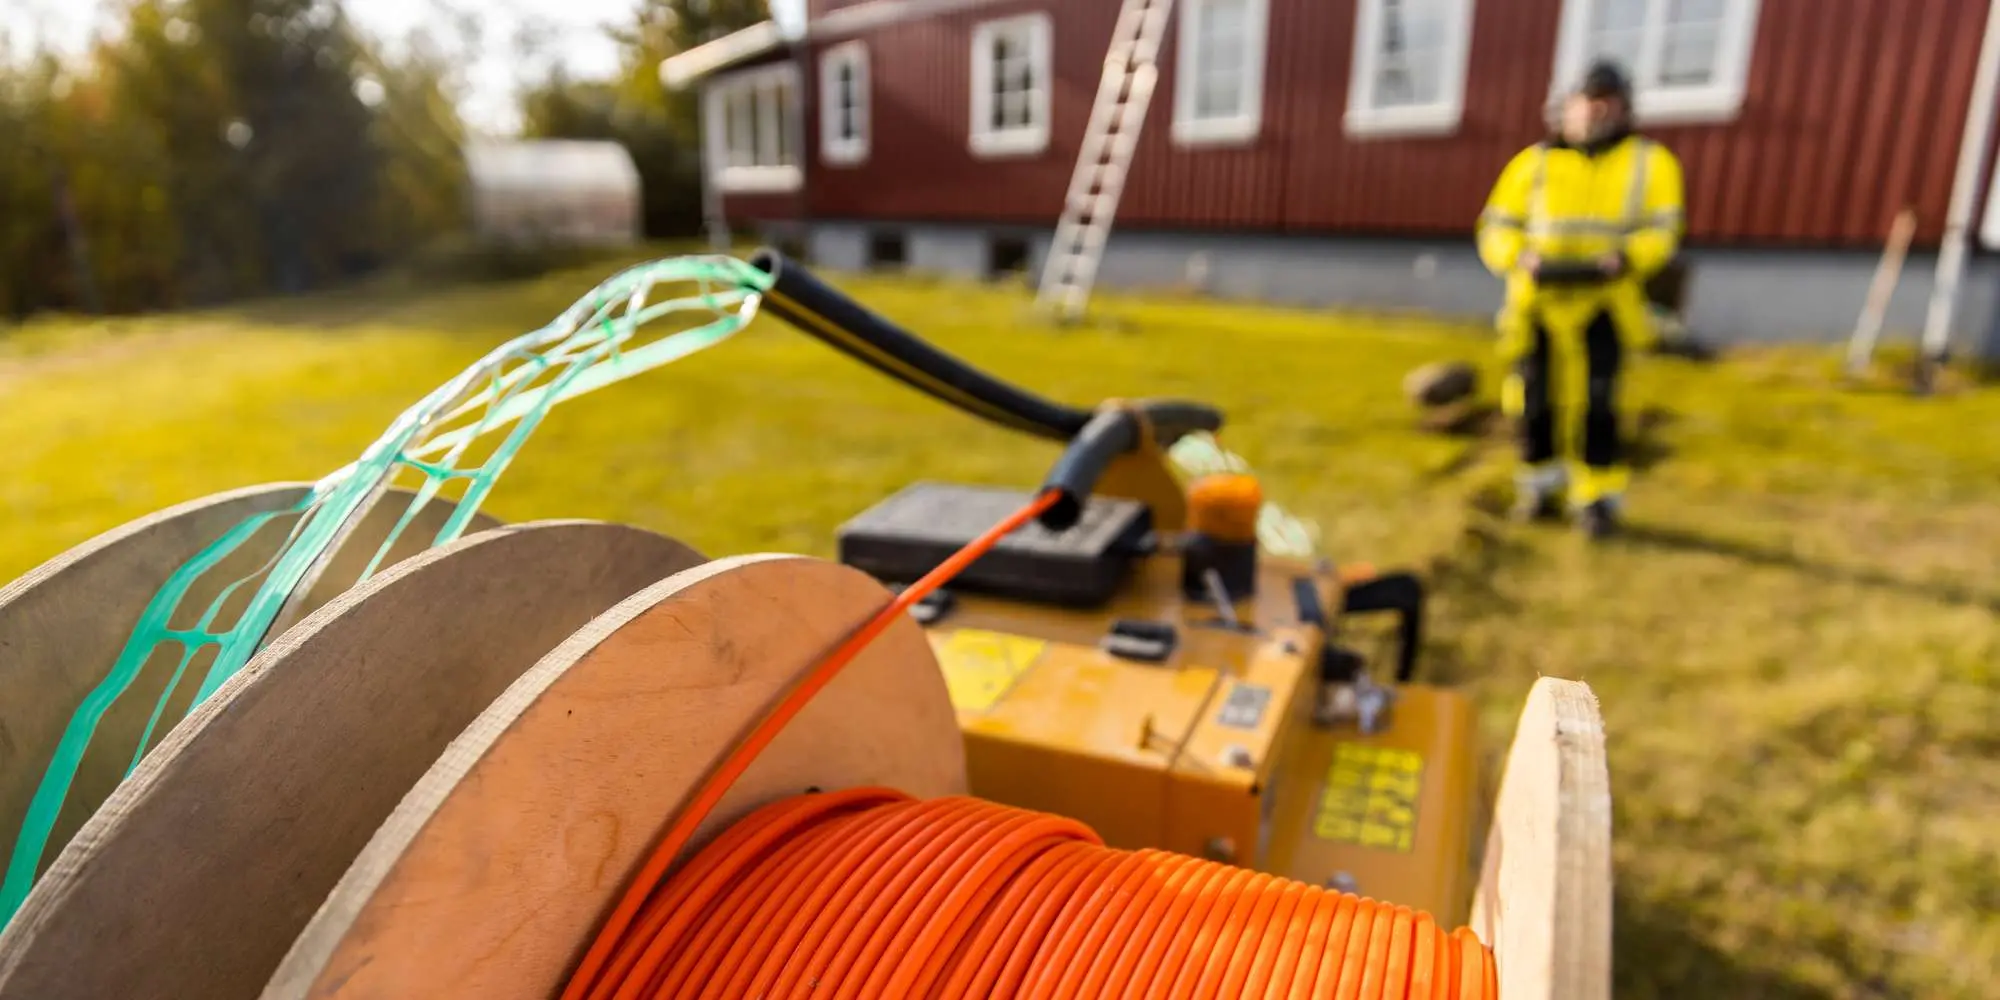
[
  {"left": 1577, "top": 499, "right": 1621, "bottom": 540},
  {"left": 1511, "top": 465, "right": 1567, "bottom": 523}
]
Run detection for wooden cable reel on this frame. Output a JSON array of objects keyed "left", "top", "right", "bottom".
[
  {"left": 0, "top": 484, "right": 502, "bottom": 875},
  {"left": 0, "top": 512, "right": 707, "bottom": 999},
  {"left": 0, "top": 490, "right": 1611, "bottom": 1000},
  {"left": 268, "top": 555, "right": 964, "bottom": 1000}
]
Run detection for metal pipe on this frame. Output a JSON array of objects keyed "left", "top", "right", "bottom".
[
  {"left": 1919, "top": 0, "right": 2000, "bottom": 382},
  {"left": 698, "top": 88, "right": 731, "bottom": 251},
  {"left": 788, "top": 35, "right": 812, "bottom": 254}
]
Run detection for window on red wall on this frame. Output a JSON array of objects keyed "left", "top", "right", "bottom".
[
  {"left": 970, "top": 13, "right": 1053, "bottom": 158},
  {"left": 1345, "top": 0, "right": 1477, "bottom": 140},
  {"left": 821, "top": 41, "right": 871, "bottom": 166},
  {"left": 1549, "top": 0, "right": 1763, "bottom": 125},
  {"left": 705, "top": 64, "right": 803, "bottom": 193},
  {"left": 1172, "top": 0, "right": 1269, "bottom": 147}
]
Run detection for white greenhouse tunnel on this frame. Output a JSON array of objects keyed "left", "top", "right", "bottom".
[{"left": 465, "top": 140, "right": 644, "bottom": 248}]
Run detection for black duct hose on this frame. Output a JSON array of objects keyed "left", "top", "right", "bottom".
[
  {"left": 1340, "top": 572, "right": 1426, "bottom": 683},
  {"left": 749, "top": 248, "right": 1091, "bottom": 441},
  {"left": 748, "top": 249, "right": 1224, "bottom": 531},
  {"left": 1038, "top": 401, "right": 1224, "bottom": 531}
]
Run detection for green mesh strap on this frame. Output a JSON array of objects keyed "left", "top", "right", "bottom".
[{"left": 0, "top": 256, "right": 772, "bottom": 928}]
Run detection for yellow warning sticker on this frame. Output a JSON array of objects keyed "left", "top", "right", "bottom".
[
  {"left": 1312, "top": 744, "right": 1424, "bottom": 853},
  {"left": 930, "top": 629, "right": 1048, "bottom": 713}
]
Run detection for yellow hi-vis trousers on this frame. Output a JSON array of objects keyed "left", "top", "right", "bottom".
[{"left": 1500, "top": 307, "right": 1631, "bottom": 507}]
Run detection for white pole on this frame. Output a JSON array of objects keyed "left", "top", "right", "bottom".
[
  {"left": 1919, "top": 0, "right": 2000, "bottom": 380},
  {"left": 698, "top": 88, "right": 732, "bottom": 251}
]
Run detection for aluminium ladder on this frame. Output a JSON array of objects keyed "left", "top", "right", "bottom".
[{"left": 1034, "top": 0, "right": 1176, "bottom": 322}]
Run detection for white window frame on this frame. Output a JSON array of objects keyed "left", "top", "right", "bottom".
[
  {"left": 969, "top": 13, "right": 1053, "bottom": 158},
  {"left": 820, "top": 41, "right": 870, "bottom": 166},
  {"left": 1172, "top": 0, "right": 1269, "bottom": 147},
  {"left": 1345, "top": 0, "right": 1478, "bottom": 139},
  {"left": 1548, "top": 0, "right": 1763, "bottom": 125},
  {"left": 704, "top": 63, "right": 803, "bottom": 194}
]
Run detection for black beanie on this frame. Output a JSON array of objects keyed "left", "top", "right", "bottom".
[{"left": 1578, "top": 59, "right": 1633, "bottom": 103}]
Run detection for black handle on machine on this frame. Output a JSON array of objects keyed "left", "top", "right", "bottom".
[
  {"left": 1038, "top": 402, "right": 1223, "bottom": 531},
  {"left": 1293, "top": 573, "right": 1426, "bottom": 685}
]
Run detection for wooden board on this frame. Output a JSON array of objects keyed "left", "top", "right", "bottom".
[
  {"left": 0, "top": 485, "right": 500, "bottom": 883},
  {"left": 1469, "top": 677, "right": 1613, "bottom": 1000},
  {"left": 0, "top": 521, "right": 703, "bottom": 1000},
  {"left": 266, "top": 555, "right": 967, "bottom": 1000}
]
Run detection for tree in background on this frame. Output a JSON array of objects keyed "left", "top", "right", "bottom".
[
  {"left": 522, "top": 0, "right": 771, "bottom": 238},
  {"left": 168, "top": 0, "right": 383, "bottom": 296},
  {"left": 0, "top": 0, "right": 773, "bottom": 320},
  {"left": 357, "top": 26, "right": 471, "bottom": 254},
  {"left": 0, "top": 51, "right": 69, "bottom": 317},
  {"left": 0, "top": 0, "right": 471, "bottom": 318}
]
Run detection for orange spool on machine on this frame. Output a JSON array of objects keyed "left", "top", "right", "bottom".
[{"left": 0, "top": 252, "right": 1612, "bottom": 1000}]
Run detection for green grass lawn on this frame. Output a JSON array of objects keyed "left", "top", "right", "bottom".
[{"left": 3, "top": 256, "right": 1997, "bottom": 999}]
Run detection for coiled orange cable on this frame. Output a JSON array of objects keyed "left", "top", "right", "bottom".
[
  {"left": 562, "top": 487, "right": 1499, "bottom": 999},
  {"left": 590, "top": 788, "right": 1495, "bottom": 999}
]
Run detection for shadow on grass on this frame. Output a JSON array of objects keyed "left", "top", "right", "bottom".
[
  {"left": 1627, "top": 406, "right": 1677, "bottom": 472},
  {"left": 1421, "top": 438, "right": 1496, "bottom": 485},
  {"left": 213, "top": 244, "right": 703, "bottom": 334},
  {"left": 1617, "top": 523, "right": 2000, "bottom": 615},
  {"left": 1614, "top": 891, "right": 1838, "bottom": 1000},
  {"left": 223, "top": 288, "right": 416, "bottom": 330},
  {"left": 1414, "top": 514, "right": 1532, "bottom": 686},
  {"left": 1419, "top": 404, "right": 1678, "bottom": 486}
]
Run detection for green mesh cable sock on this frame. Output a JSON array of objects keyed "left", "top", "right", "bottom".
[{"left": 0, "top": 256, "right": 772, "bottom": 928}]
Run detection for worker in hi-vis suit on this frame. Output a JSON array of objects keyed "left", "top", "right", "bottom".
[{"left": 1476, "top": 60, "right": 1685, "bottom": 539}]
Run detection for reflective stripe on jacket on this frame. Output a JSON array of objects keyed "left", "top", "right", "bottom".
[{"left": 1476, "top": 134, "right": 1685, "bottom": 352}]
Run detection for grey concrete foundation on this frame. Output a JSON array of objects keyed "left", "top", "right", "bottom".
[
  {"left": 805, "top": 225, "right": 870, "bottom": 272},
  {"left": 771, "top": 220, "right": 2000, "bottom": 358}
]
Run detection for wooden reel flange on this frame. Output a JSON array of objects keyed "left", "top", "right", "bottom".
[
  {"left": 1, "top": 482, "right": 305, "bottom": 870},
  {"left": 0, "top": 484, "right": 501, "bottom": 873},
  {"left": 1471, "top": 677, "right": 1613, "bottom": 1000},
  {"left": 0, "top": 519, "right": 705, "bottom": 1000},
  {"left": 265, "top": 554, "right": 965, "bottom": 1000}
]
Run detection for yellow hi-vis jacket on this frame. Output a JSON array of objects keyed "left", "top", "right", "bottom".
[{"left": 1476, "top": 134, "right": 1685, "bottom": 359}]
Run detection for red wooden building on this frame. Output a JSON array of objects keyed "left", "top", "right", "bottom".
[{"left": 665, "top": 0, "right": 2000, "bottom": 352}]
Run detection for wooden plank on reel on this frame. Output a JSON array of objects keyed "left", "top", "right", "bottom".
[
  {"left": 266, "top": 555, "right": 967, "bottom": 1000},
  {"left": 0, "top": 521, "right": 705, "bottom": 1000},
  {"left": 0, "top": 485, "right": 501, "bottom": 883},
  {"left": 1470, "top": 676, "right": 1613, "bottom": 1000}
]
